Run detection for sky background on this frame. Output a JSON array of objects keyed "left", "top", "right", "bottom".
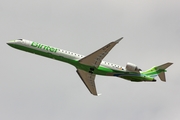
[{"left": 1, "top": 0, "right": 180, "bottom": 120}]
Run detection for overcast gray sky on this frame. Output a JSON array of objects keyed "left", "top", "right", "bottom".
[{"left": 1, "top": 0, "right": 180, "bottom": 120}]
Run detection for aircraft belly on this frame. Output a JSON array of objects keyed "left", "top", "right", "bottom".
[{"left": 120, "top": 75, "right": 154, "bottom": 82}]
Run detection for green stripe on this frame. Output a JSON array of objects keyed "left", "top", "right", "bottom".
[
  {"left": 9, "top": 44, "right": 155, "bottom": 82},
  {"left": 9, "top": 44, "right": 115, "bottom": 75}
]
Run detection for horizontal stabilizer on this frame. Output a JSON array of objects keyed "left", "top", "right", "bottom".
[{"left": 156, "top": 62, "right": 173, "bottom": 70}]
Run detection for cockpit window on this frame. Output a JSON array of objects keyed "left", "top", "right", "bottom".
[{"left": 18, "top": 39, "right": 23, "bottom": 41}]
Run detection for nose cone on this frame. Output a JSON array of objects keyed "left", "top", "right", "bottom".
[{"left": 7, "top": 40, "right": 15, "bottom": 47}]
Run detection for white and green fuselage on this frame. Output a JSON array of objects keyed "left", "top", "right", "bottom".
[
  {"left": 7, "top": 39, "right": 173, "bottom": 95},
  {"left": 7, "top": 39, "right": 163, "bottom": 82}
]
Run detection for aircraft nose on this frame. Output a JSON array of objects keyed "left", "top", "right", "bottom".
[{"left": 7, "top": 40, "right": 15, "bottom": 46}]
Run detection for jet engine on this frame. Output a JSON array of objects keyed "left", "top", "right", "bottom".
[{"left": 126, "top": 62, "right": 142, "bottom": 72}]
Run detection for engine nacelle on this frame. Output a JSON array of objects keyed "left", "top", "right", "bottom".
[{"left": 126, "top": 62, "right": 142, "bottom": 72}]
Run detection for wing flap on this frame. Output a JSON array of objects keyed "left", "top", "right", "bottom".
[{"left": 76, "top": 69, "right": 98, "bottom": 96}]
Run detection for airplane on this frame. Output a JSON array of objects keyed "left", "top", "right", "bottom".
[{"left": 7, "top": 38, "right": 173, "bottom": 96}]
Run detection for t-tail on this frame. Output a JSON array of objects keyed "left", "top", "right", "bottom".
[{"left": 143, "top": 62, "right": 173, "bottom": 82}]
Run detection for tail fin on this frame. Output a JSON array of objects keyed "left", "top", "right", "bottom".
[
  {"left": 155, "top": 62, "right": 173, "bottom": 82},
  {"left": 143, "top": 62, "right": 173, "bottom": 82},
  {"left": 158, "top": 72, "right": 166, "bottom": 82}
]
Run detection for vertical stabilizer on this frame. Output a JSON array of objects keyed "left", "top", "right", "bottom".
[{"left": 158, "top": 72, "right": 166, "bottom": 82}]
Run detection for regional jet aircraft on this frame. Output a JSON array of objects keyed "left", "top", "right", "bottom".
[{"left": 7, "top": 38, "right": 173, "bottom": 96}]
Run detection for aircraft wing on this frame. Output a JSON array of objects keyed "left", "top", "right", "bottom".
[
  {"left": 79, "top": 37, "right": 123, "bottom": 68},
  {"left": 76, "top": 69, "right": 99, "bottom": 96}
]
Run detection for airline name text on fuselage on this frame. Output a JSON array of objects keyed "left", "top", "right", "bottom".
[{"left": 31, "top": 42, "right": 58, "bottom": 53}]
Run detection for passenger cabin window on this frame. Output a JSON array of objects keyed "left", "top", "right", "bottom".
[{"left": 18, "top": 39, "right": 23, "bottom": 41}]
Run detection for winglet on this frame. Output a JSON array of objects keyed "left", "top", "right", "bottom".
[
  {"left": 97, "top": 93, "right": 102, "bottom": 96},
  {"left": 114, "top": 37, "right": 123, "bottom": 43}
]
